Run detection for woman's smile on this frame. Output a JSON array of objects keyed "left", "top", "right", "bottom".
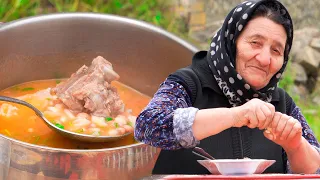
[{"left": 247, "top": 65, "right": 268, "bottom": 76}]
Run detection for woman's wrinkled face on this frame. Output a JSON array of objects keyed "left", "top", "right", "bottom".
[{"left": 235, "top": 17, "right": 287, "bottom": 90}]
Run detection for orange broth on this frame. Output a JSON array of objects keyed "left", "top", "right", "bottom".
[{"left": 0, "top": 79, "right": 150, "bottom": 149}]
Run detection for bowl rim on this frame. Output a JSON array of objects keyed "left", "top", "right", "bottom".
[
  {"left": 203, "top": 159, "right": 270, "bottom": 162},
  {"left": 197, "top": 159, "right": 276, "bottom": 164}
]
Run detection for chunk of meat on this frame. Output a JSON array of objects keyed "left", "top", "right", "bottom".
[{"left": 51, "top": 56, "right": 124, "bottom": 117}]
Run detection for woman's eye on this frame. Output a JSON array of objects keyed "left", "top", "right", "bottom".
[
  {"left": 273, "top": 49, "right": 280, "bottom": 54},
  {"left": 250, "top": 41, "right": 260, "bottom": 47}
]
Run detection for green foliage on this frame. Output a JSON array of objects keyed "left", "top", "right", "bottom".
[
  {"left": 278, "top": 61, "right": 294, "bottom": 91},
  {"left": 46, "top": 0, "right": 170, "bottom": 26},
  {"left": 0, "top": 0, "right": 176, "bottom": 31},
  {"left": 278, "top": 59, "right": 300, "bottom": 102},
  {"left": 0, "top": 0, "right": 40, "bottom": 21},
  {"left": 299, "top": 105, "right": 320, "bottom": 140},
  {"left": 0, "top": 0, "right": 191, "bottom": 43}
]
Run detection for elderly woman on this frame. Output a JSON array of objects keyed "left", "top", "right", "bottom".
[{"left": 134, "top": 0, "right": 320, "bottom": 174}]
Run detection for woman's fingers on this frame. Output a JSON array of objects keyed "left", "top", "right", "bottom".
[
  {"left": 247, "top": 111, "right": 258, "bottom": 128},
  {"left": 240, "top": 99, "right": 276, "bottom": 129},
  {"left": 253, "top": 101, "right": 274, "bottom": 129},
  {"left": 271, "top": 114, "right": 302, "bottom": 141},
  {"left": 255, "top": 105, "right": 266, "bottom": 129},
  {"left": 264, "top": 113, "right": 303, "bottom": 150},
  {"left": 263, "top": 129, "right": 275, "bottom": 140},
  {"left": 260, "top": 104, "right": 274, "bottom": 129},
  {"left": 271, "top": 112, "right": 281, "bottom": 130},
  {"left": 285, "top": 120, "right": 302, "bottom": 141},
  {"left": 274, "top": 114, "right": 288, "bottom": 136},
  {"left": 278, "top": 117, "right": 295, "bottom": 140}
]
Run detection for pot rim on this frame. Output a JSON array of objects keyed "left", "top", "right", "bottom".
[
  {"left": 0, "top": 12, "right": 198, "bottom": 53},
  {"left": 0, "top": 133, "right": 151, "bottom": 152}
]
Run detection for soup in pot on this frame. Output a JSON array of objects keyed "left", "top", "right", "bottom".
[{"left": 0, "top": 79, "right": 150, "bottom": 149}]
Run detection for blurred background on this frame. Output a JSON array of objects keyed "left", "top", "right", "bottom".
[{"left": 0, "top": 0, "right": 319, "bottom": 139}]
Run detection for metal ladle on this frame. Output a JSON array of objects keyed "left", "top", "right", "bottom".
[
  {"left": 0, "top": 96, "right": 131, "bottom": 143},
  {"left": 192, "top": 147, "right": 215, "bottom": 160}
]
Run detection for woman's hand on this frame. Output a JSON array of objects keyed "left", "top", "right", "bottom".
[
  {"left": 230, "top": 98, "right": 275, "bottom": 129},
  {"left": 263, "top": 113, "right": 320, "bottom": 174},
  {"left": 264, "top": 112, "right": 303, "bottom": 151},
  {"left": 193, "top": 99, "right": 275, "bottom": 141}
]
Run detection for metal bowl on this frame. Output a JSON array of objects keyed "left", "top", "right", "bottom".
[{"left": 0, "top": 13, "right": 198, "bottom": 180}]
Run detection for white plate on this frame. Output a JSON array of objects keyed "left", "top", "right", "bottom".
[{"left": 197, "top": 159, "right": 276, "bottom": 175}]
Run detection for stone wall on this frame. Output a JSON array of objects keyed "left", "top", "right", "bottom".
[
  {"left": 174, "top": 0, "right": 320, "bottom": 49},
  {"left": 290, "top": 28, "right": 320, "bottom": 103}
]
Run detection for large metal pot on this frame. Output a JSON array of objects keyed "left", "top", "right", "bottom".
[{"left": 0, "top": 13, "right": 198, "bottom": 179}]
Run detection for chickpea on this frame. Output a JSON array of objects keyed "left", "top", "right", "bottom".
[
  {"left": 116, "top": 127, "right": 126, "bottom": 135},
  {"left": 123, "top": 125, "right": 134, "bottom": 133},
  {"left": 76, "top": 113, "right": 90, "bottom": 119},
  {"left": 115, "top": 115, "right": 127, "bottom": 126},
  {"left": 108, "top": 129, "right": 119, "bottom": 136}
]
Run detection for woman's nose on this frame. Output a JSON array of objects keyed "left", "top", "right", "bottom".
[{"left": 256, "top": 48, "right": 271, "bottom": 66}]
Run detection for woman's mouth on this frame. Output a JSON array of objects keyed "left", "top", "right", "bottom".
[{"left": 248, "top": 66, "right": 267, "bottom": 76}]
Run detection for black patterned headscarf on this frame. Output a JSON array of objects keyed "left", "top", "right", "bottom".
[{"left": 207, "top": 0, "right": 293, "bottom": 107}]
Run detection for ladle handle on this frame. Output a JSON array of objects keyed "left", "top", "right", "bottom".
[
  {"left": 192, "top": 151, "right": 212, "bottom": 160},
  {"left": 0, "top": 96, "right": 44, "bottom": 118},
  {"left": 193, "top": 147, "right": 215, "bottom": 160}
]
